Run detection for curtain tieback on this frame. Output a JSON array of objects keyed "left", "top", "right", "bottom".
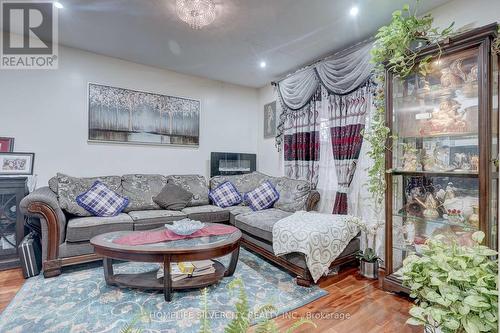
[{"left": 337, "top": 185, "right": 349, "bottom": 193}]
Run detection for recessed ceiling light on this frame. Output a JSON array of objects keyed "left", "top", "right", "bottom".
[
  {"left": 259, "top": 61, "right": 267, "bottom": 69},
  {"left": 350, "top": 6, "right": 359, "bottom": 17},
  {"left": 54, "top": 2, "right": 64, "bottom": 9}
]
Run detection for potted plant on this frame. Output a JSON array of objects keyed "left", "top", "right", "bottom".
[
  {"left": 493, "top": 25, "right": 500, "bottom": 55},
  {"left": 371, "top": 1, "right": 454, "bottom": 78},
  {"left": 401, "top": 231, "right": 498, "bottom": 333},
  {"left": 364, "top": 3, "right": 455, "bottom": 216},
  {"left": 353, "top": 220, "right": 383, "bottom": 279}
]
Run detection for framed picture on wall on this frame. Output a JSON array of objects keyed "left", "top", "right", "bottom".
[
  {"left": 88, "top": 83, "right": 201, "bottom": 147},
  {"left": 0, "top": 137, "right": 14, "bottom": 152},
  {"left": 264, "top": 101, "right": 277, "bottom": 139},
  {"left": 0, "top": 152, "right": 35, "bottom": 175}
]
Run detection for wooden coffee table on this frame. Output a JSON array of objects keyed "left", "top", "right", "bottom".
[{"left": 90, "top": 223, "right": 242, "bottom": 301}]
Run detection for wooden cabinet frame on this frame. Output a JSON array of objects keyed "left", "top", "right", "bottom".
[{"left": 383, "top": 24, "right": 499, "bottom": 294}]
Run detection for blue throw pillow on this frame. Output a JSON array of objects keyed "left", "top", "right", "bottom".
[
  {"left": 244, "top": 181, "right": 279, "bottom": 211},
  {"left": 209, "top": 181, "right": 242, "bottom": 208},
  {"left": 76, "top": 181, "right": 129, "bottom": 217}
]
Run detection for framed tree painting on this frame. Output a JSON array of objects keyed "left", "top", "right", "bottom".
[
  {"left": 88, "top": 83, "right": 200, "bottom": 147},
  {"left": 264, "top": 101, "right": 277, "bottom": 138},
  {"left": 0, "top": 152, "right": 34, "bottom": 175},
  {"left": 0, "top": 137, "right": 14, "bottom": 152}
]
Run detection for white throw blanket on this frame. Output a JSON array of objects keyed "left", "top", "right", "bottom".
[{"left": 272, "top": 211, "right": 360, "bottom": 282}]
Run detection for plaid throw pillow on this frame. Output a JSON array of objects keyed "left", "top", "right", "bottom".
[
  {"left": 209, "top": 181, "right": 242, "bottom": 208},
  {"left": 244, "top": 181, "right": 279, "bottom": 211},
  {"left": 76, "top": 181, "right": 129, "bottom": 217}
]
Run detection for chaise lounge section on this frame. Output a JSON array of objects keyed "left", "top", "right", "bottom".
[{"left": 20, "top": 172, "right": 359, "bottom": 285}]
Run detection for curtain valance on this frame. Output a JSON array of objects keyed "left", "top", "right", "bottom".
[{"left": 277, "top": 41, "right": 374, "bottom": 111}]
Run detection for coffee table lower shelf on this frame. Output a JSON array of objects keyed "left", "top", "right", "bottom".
[{"left": 103, "top": 259, "right": 226, "bottom": 301}]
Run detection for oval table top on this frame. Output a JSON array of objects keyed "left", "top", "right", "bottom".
[{"left": 90, "top": 223, "right": 242, "bottom": 257}]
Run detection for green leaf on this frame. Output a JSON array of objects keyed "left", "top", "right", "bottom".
[
  {"left": 463, "top": 295, "right": 491, "bottom": 309},
  {"left": 406, "top": 317, "right": 425, "bottom": 326},
  {"left": 472, "top": 231, "right": 485, "bottom": 244}
]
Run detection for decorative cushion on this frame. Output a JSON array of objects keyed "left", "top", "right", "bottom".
[
  {"left": 270, "top": 177, "right": 311, "bottom": 212},
  {"left": 121, "top": 174, "right": 168, "bottom": 212},
  {"left": 76, "top": 181, "right": 129, "bottom": 217},
  {"left": 244, "top": 181, "right": 280, "bottom": 211},
  {"left": 153, "top": 183, "right": 193, "bottom": 211},
  {"left": 210, "top": 172, "right": 273, "bottom": 196},
  {"left": 209, "top": 181, "right": 242, "bottom": 208},
  {"left": 167, "top": 175, "right": 209, "bottom": 207},
  {"left": 57, "top": 173, "right": 122, "bottom": 217}
]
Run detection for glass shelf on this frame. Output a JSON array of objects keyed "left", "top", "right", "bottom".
[
  {"left": 391, "top": 169, "right": 479, "bottom": 177},
  {"left": 393, "top": 213, "right": 479, "bottom": 231}
]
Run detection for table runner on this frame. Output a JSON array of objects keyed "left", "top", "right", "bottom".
[{"left": 113, "top": 224, "right": 238, "bottom": 246}]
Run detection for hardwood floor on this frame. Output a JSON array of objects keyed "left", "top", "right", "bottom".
[
  {"left": 0, "top": 267, "right": 419, "bottom": 332},
  {"left": 0, "top": 268, "right": 24, "bottom": 313}
]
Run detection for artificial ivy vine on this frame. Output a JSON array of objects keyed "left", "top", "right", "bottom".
[
  {"left": 363, "top": 2, "right": 455, "bottom": 209},
  {"left": 493, "top": 26, "right": 500, "bottom": 55}
]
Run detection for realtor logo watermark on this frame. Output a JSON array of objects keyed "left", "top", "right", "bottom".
[{"left": 1, "top": 1, "right": 58, "bottom": 69}]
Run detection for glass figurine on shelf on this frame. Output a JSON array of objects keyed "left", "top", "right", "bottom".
[{"left": 401, "top": 143, "right": 419, "bottom": 171}]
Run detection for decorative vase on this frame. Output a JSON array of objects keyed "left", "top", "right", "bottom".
[
  {"left": 360, "top": 260, "right": 378, "bottom": 279},
  {"left": 409, "top": 37, "right": 430, "bottom": 51},
  {"left": 468, "top": 205, "right": 480, "bottom": 229}
]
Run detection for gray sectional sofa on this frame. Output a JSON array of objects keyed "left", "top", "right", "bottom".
[{"left": 20, "top": 172, "right": 359, "bottom": 285}]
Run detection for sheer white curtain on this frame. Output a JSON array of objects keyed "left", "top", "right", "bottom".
[
  {"left": 317, "top": 87, "right": 338, "bottom": 213},
  {"left": 348, "top": 97, "right": 385, "bottom": 263}
]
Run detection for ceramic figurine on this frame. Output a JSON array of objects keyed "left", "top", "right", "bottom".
[
  {"left": 470, "top": 154, "right": 479, "bottom": 171},
  {"left": 423, "top": 99, "right": 466, "bottom": 135},
  {"left": 417, "top": 193, "right": 440, "bottom": 220},
  {"left": 444, "top": 182, "right": 456, "bottom": 200},
  {"left": 402, "top": 220, "right": 416, "bottom": 245},
  {"left": 440, "top": 68, "right": 463, "bottom": 88},
  {"left": 453, "top": 152, "right": 471, "bottom": 170},
  {"left": 468, "top": 205, "right": 480, "bottom": 229},
  {"left": 402, "top": 148, "right": 418, "bottom": 171},
  {"left": 466, "top": 64, "right": 478, "bottom": 83}
]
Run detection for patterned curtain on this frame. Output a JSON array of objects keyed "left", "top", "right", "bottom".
[
  {"left": 327, "top": 85, "right": 370, "bottom": 214},
  {"left": 282, "top": 88, "right": 321, "bottom": 188}
]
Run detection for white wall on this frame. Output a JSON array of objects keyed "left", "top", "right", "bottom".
[
  {"left": 429, "top": 0, "right": 499, "bottom": 31},
  {"left": 257, "top": 84, "right": 283, "bottom": 176},
  {"left": 0, "top": 46, "right": 259, "bottom": 186}
]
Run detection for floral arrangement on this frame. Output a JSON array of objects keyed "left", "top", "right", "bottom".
[{"left": 352, "top": 218, "right": 384, "bottom": 263}]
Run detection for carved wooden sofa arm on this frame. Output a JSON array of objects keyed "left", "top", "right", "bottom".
[
  {"left": 20, "top": 186, "right": 67, "bottom": 277},
  {"left": 306, "top": 190, "right": 320, "bottom": 211}
]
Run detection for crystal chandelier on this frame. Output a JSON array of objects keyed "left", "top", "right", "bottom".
[{"left": 176, "top": 0, "right": 216, "bottom": 30}]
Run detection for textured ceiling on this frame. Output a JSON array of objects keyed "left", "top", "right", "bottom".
[{"left": 52, "top": 0, "right": 452, "bottom": 87}]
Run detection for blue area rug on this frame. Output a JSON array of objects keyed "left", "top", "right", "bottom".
[{"left": 0, "top": 249, "right": 326, "bottom": 333}]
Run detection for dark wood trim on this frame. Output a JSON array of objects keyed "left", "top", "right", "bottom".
[
  {"left": 383, "top": 275, "right": 411, "bottom": 295},
  {"left": 27, "top": 202, "right": 62, "bottom": 277},
  {"left": 478, "top": 37, "right": 492, "bottom": 246},
  {"left": 240, "top": 238, "right": 357, "bottom": 286},
  {"left": 61, "top": 253, "right": 101, "bottom": 266},
  {"left": 385, "top": 68, "right": 394, "bottom": 276}
]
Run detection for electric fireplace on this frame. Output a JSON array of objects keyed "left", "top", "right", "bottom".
[{"left": 210, "top": 152, "right": 256, "bottom": 177}]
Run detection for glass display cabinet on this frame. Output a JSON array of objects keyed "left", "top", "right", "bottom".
[
  {"left": 0, "top": 177, "right": 28, "bottom": 270},
  {"left": 383, "top": 24, "right": 499, "bottom": 294}
]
